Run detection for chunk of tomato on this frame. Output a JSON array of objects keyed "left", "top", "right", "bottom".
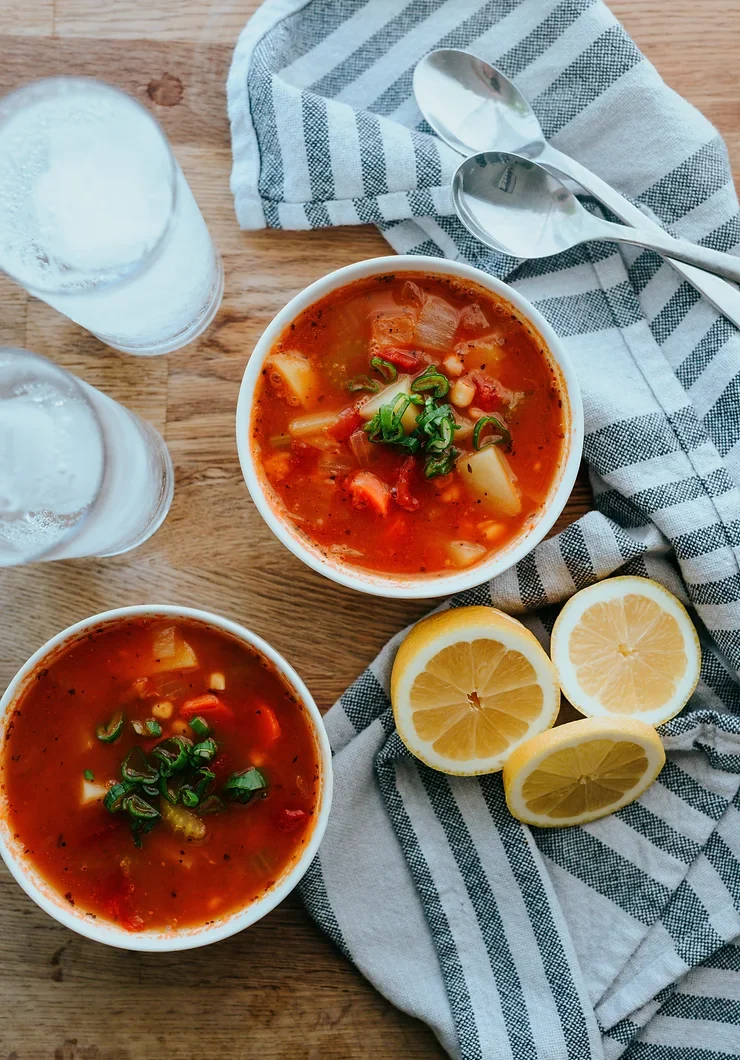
[
  {"left": 393, "top": 456, "right": 420, "bottom": 512},
  {"left": 255, "top": 703, "right": 282, "bottom": 745},
  {"left": 470, "top": 371, "right": 502, "bottom": 411},
  {"left": 380, "top": 347, "right": 421, "bottom": 372},
  {"left": 277, "top": 808, "right": 308, "bottom": 832},
  {"left": 180, "top": 693, "right": 234, "bottom": 724},
  {"left": 328, "top": 407, "right": 363, "bottom": 442},
  {"left": 347, "top": 470, "right": 391, "bottom": 517}
]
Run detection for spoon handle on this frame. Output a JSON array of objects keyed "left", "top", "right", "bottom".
[
  {"left": 596, "top": 218, "right": 740, "bottom": 285},
  {"left": 542, "top": 147, "right": 740, "bottom": 327}
]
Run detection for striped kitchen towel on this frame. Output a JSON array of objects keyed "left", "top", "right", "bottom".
[{"left": 227, "top": 2, "right": 740, "bottom": 1057}]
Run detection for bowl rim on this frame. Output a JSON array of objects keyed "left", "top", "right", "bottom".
[
  {"left": 236, "top": 254, "right": 584, "bottom": 599},
  {"left": 0, "top": 604, "right": 333, "bottom": 952}
]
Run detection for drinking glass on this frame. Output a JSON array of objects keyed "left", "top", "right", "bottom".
[
  {"left": 0, "top": 348, "right": 174, "bottom": 565},
  {"left": 0, "top": 78, "right": 223, "bottom": 355}
]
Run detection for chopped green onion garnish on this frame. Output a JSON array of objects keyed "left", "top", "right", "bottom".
[
  {"left": 96, "top": 711, "right": 124, "bottom": 743},
  {"left": 104, "top": 780, "right": 136, "bottom": 813},
  {"left": 120, "top": 746, "right": 159, "bottom": 786},
  {"left": 472, "top": 415, "right": 511, "bottom": 451},
  {"left": 83, "top": 769, "right": 94, "bottom": 783},
  {"left": 152, "top": 735, "right": 192, "bottom": 777},
  {"left": 191, "top": 737, "right": 218, "bottom": 764},
  {"left": 158, "top": 773, "right": 182, "bottom": 805},
  {"left": 346, "top": 374, "right": 380, "bottom": 393},
  {"left": 425, "top": 448, "right": 459, "bottom": 479},
  {"left": 194, "top": 768, "right": 216, "bottom": 799},
  {"left": 411, "top": 365, "right": 450, "bottom": 399},
  {"left": 142, "top": 783, "right": 160, "bottom": 797},
  {"left": 199, "top": 795, "right": 224, "bottom": 815},
  {"left": 370, "top": 356, "right": 397, "bottom": 382},
  {"left": 145, "top": 719, "right": 162, "bottom": 736},
  {"left": 181, "top": 787, "right": 199, "bottom": 808},
  {"left": 189, "top": 716, "right": 210, "bottom": 738},
  {"left": 122, "top": 794, "right": 159, "bottom": 820},
  {"left": 223, "top": 767, "right": 268, "bottom": 804},
  {"left": 131, "top": 719, "right": 147, "bottom": 736}
]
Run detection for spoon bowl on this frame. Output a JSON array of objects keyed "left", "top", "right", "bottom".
[
  {"left": 453, "top": 152, "right": 591, "bottom": 259},
  {"left": 413, "top": 49, "right": 543, "bottom": 157},
  {"left": 453, "top": 151, "right": 740, "bottom": 284}
]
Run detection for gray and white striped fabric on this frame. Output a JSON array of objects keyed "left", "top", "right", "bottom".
[{"left": 228, "top": 2, "right": 740, "bottom": 1057}]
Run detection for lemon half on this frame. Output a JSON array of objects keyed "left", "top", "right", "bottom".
[
  {"left": 550, "top": 576, "right": 700, "bottom": 727},
  {"left": 391, "top": 606, "right": 560, "bottom": 775},
  {"left": 503, "top": 716, "right": 666, "bottom": 827}
]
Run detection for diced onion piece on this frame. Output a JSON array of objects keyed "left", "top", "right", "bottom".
[
  {"left": 269, "top": 433, "right": 292, "bottom": 448},
  {"left": 266, "top": 350, "right": 317, "bottom": 406},
  {"left": 399, "top": 280, "right": 424, "bottom": 307},
  {"left": 413, "top": 295, "right": 458, "bottom": 351},
  {"left": 448, "top": 540, "right": 488, "bottom": 567},
  {"left": 81, "top": 780, "right": 109, "bottom": 805},
  {"left": 458, "top": 303, "right": 489, "bottom": 332},
  {"left": 288, "top": 410, "right": 340, "bottom": 437},
  {"left": 358, "top": 375, "right": 418, "bottom": 433},
  {"left": 349, "top": 429, "right": 375, "bottom": 466},
  {"left": 442, "top": 353, "right": 464, "bottom": 377},
  {"left": 160, "top": 799, "right": 206, "bottom": 841},
  {"left": 450, "top": 378, "right": 476, "bottom": 408},
  {"left": 460, "top": 447, "right": 522, "bottom": 516},
  {"left": 370, "top": 309, "right": 417, "bottom": 347},
  {"left": 452, "top": 412, "right": 474, "bottom": 442}
]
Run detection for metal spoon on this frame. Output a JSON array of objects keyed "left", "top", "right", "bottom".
[
  {"left": 414, "top": 48, "right": 740, "bottom": 325},
  {"left": 454, "top": 152, "right": 740, "bottom": 284}
]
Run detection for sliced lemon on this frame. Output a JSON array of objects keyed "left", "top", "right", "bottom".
[
  {"left": 391, "top": 606, "right": 560, "bottom": 775},
  {"left": 503, "top": 716, "right": 666, "bottom": 827},
  {"left": 550, "top": 576, "right": 700, "bottom": 727}
]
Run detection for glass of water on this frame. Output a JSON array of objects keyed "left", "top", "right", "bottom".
[
  {"left": 0, "top": 348, "right": 174, "bottom": 565},
  {"left": 0, "top": 78, "right": 223, "bottom": 355}
]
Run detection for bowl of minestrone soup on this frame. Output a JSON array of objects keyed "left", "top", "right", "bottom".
[
  {"left": 238, "top": 256, "right": 583, "bottom": 598},
  {"left": 0, "top": 605, "right": 332, "bottom": 950}
]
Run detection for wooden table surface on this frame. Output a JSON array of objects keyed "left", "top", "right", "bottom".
[{"left": 0, "top": 2, "right": 737, "bottom": 1056}]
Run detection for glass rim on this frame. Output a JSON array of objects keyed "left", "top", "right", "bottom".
[
  {"left": 0, "top": 77, "right": 179, "bottom": 298},
  {"left": 0, "top": 346, "right": 109, "bottom": 567}
]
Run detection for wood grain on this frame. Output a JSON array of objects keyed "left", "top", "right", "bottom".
[{"left": 0, "top": 3, "right": 733, "bottom": 1057}]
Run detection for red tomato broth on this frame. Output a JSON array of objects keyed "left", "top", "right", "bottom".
[
  {"left": 0, "top": 617, "right": 321, "bottom": 933},
  {"left": 251, "top": 272, "right": 567, "bottom": 576}
]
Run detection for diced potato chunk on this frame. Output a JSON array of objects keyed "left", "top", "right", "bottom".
[
  {"left": 460, "top": 447, "right": 522, "bottom": 516},
  {"left": 358, "top": 375, "right": 419, "bottom": 433},
  {"left": 370, "top": 308, "right": 416, "bottom": 347},
  {"left": 413, "top": 295, "right": 458, "bottom": 352},
  {"left": 81, "top": 780, "right": 109, "bottom": 805},
  {"left": 288, "top": 411, "right": 340, "bottom": 437},
  {"left": 448, "top": 540, "right": 488, "bottom": 567},
  {"left": 209, "top": 672, "right": 225, "bottom": 691},
  {"left": 147, "top": 628, "right": 198, "bottom": 674},
  {"left": 266, "top": 350, "right": 317, "bottom": 407},
  {"left": 152, "top": 700, "right": 173, "bottom": 720},
  {"left": 160, "top": 799, "right": 206, "bottom": 841},
  {"left": 452, "top": 413, "right": 474, "bottom": 443}
]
